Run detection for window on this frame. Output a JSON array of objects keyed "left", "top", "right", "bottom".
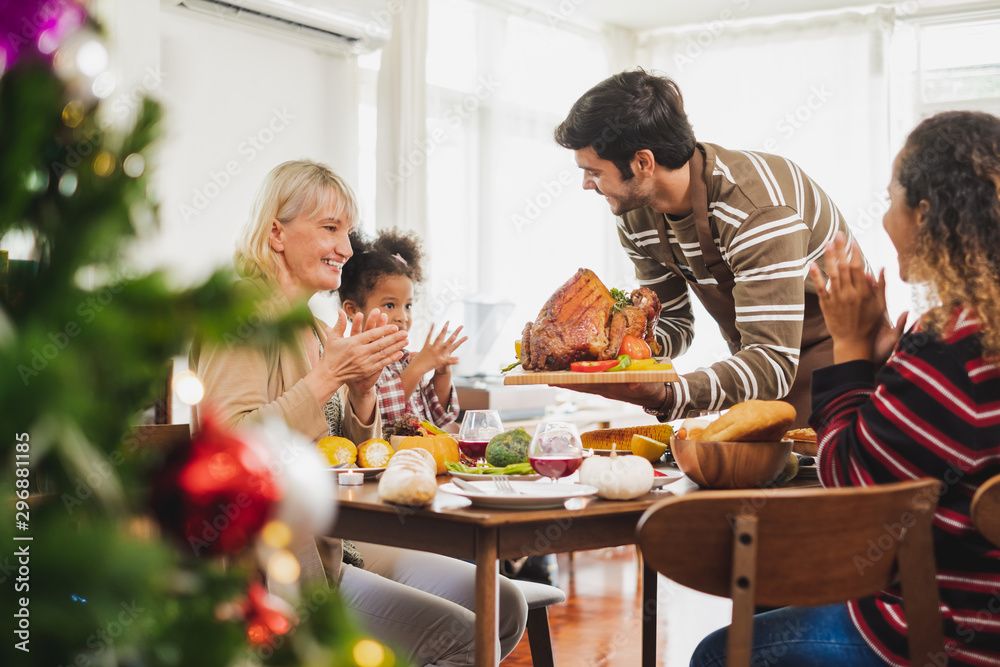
[
  {"left": 424, "top": 0, "right": 623, "bottom": 376},
  {"left": 889, "top": 13, "right": 1000, "bottom": 148}
]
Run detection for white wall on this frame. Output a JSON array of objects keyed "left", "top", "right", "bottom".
[{"left": 125, "top": 7, "right": 361, "bottom": 301}]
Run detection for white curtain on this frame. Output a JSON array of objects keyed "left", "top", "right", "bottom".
[
  {"left": 421, "top": 0, "right": 618, "bottom": 376},
  {"left": 376, "top": 0, "right": 429, "bottom": 237}
]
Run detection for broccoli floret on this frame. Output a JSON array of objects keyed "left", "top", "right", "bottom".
[{"left": 485, "top": 428, "right": 531, "bottom": 467}]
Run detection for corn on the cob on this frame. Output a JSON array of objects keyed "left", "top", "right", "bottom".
[{"left": 580, "top": 424, "right": 674, "bottom": 450}]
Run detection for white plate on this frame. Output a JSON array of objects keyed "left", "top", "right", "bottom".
[
  {"left": 652, "top": 469, "right": 685, "bottom": 488},
  {"left": 448, "top": 470, "right": 543, "bottom": 482},
  {"left": 328, "top": 466, "right": 386, "bottom": 480},
  {"left": 439, "top": 481, "right": 598, "bottom": 509}
]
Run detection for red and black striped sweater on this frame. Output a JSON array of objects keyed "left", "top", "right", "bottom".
[{"left": 811, "top": 307, "right": 1000, "bottom": 667}]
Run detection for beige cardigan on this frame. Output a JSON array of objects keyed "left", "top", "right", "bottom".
[{"left": 190, "top": 278, "right": 379, "bottom": 585}]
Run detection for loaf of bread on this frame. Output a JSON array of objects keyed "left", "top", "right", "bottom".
[
  {"left": 699, "top": 400, "right": 797, "bottom": 442},
  {"left": 377, "top": 448, "right": 438, "bottom": 506}
]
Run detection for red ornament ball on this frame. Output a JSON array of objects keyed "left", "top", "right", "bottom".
[
  {"left": 151, "top": 415, "right": 281, "bottom": 556},
  {"left": 242, "top": 582, "right": 294, "bottom": 646}
]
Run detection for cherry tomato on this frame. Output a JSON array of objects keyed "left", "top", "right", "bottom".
[
  {"left": 618, "top": 335, "right": 651, "bottom": 360},
  {"left": 570, "top": 360, "right": 619, "bottom": 373}
]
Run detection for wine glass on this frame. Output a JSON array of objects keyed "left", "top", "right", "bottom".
[
  {"left": 528, "top": 421, "right": 584, "bottom": 483},
  {"left": 457, "top": 410, "right": 503, "bottom": 465}
]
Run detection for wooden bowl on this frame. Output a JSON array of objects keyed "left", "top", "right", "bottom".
[{"left": 671, "top": 438, "right": 793, "bottom": 489}]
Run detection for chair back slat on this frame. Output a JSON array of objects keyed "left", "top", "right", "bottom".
[
  {"left": 971, "top": 473, "right": 1000, "bottom": 548},
  {"left": 637, "top": 478, "right": 943, "bottom": 667},
  {"left": 637, "top": 479, "right": 939, "bottom": 607}
]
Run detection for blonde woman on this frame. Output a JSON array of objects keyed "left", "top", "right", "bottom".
[{"left": 191, "top": 160, "right": 526, "bottom": 666}]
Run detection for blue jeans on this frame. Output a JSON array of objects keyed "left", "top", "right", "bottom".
[{"left": 690, "top": 603, "right": 888, "bottom": 667}]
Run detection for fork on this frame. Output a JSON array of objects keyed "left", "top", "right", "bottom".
[{"left": 494, "top": 476, "right": 522, "bottom": 495}]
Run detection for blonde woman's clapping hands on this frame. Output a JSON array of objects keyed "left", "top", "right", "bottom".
[{"left": 305, "top": 308, "right": 408, "bottom": 416}]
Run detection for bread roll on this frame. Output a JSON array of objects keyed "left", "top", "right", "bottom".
[
  {"left": 699, "top": 400, "right": 796, "bottom": 442},
  {"left": 378, "top": 449, "right": 438, "bottom": 506}
]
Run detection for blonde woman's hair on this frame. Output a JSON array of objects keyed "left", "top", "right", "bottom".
[{"left": 234, "top": 160, "right": 359, "bottom": 281}]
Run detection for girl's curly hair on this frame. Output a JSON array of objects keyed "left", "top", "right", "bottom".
[
  {"left": 898, "top": 110, "right": 1000, "bottom": 358},
  {"left": 338, "top": 227, "right": 425, "bottom": 307}
]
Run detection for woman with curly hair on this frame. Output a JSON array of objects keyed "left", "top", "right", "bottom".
[
  {"left": 337, "top": 227, "right": 466, "bottom": 429},
  {"left": 690, "top": 111, "right": 1000, "bottom": 666}
]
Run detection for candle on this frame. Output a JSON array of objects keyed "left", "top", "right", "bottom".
[{"left": 338, "top": 470, "right": 364, "bottom": 486}]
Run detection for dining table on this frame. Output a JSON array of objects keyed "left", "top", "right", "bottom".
[{"left": 328, "top": 467, "right": 820, "bottom": 666}]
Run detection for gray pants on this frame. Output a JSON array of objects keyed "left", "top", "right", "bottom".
[{"left": 339, "top": 542, "right": 528, "bottom": 666}]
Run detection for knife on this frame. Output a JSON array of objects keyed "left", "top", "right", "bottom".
[{"left": 451, "top": 477, "right": 485, "bottom": 494}]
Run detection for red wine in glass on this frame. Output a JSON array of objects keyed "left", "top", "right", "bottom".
[
  {"left": 458, "top": 439, "right": 489, "bottom": 460},
  {"left": 458, "top": 410, "right": 503, "bottom": 465},
  {"left": 529, "top": 455, "right": 582, "bottom": 480}
]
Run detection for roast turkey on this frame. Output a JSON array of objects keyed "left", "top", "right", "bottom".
[{"left": 520, "top": 268, "right": 662, "bottom": 371}]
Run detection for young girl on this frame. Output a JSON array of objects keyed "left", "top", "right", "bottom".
[{"left": 338, "top": 227, "right": 467, "bottom": 429}]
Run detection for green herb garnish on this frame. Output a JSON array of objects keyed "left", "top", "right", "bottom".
[
  {"left": 500, "top": 359, "right": 521, "bottom": 373},
  {"left": 610, "top": 287, "right": 631, "bottom": 313}
]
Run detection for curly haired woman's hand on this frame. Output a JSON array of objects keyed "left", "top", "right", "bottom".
[{"left": 809, "top": 232, "right": 888, "bottom": 364}]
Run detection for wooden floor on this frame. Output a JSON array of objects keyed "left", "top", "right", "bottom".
[{"left": 502, "top": 547, "right": 732, "bottom": 666}]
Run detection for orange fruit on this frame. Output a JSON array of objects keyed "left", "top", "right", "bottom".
[
  {"left": 396, "top": 434, "right": 459, "bottom": 475},
  {"left": 357, "top": 438, "right": 394, "bottom": 468},
  {"left": 630, "top": 434, "right": 670, "bottom": 462},
  {"left": 316, "top": 436, "right": 357, "bottom": 467}
]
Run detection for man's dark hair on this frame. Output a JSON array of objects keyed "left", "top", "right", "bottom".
[{"left": 554, "top": 68, "right": 696, "bottom": 179}]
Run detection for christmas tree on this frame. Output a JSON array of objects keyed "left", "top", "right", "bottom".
[{"left": 0, "top": 2, "right": 392, "bottom": 665}]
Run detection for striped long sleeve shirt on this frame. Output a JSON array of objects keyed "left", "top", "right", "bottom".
[
  {"left": 376, "top": 351, "right": 459, "bottom": 429},
  {"left": 620, "top": 142, "right": 855, "bottom": 420},
  {"left": 811, "top": 308, "right": 1000, "bottom": 666}
]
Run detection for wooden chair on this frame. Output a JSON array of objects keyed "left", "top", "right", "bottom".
[
  {"left": 972, "top": 473, "right": 1000, "bottom": 548},
  {"left": 636, "top": 478, "right": 944, "bottom": 667},
  {"left": 512, "top": 579, "right": 566, "bottom": 667},
  {"left": 127, "top": 423, "right": 191, "bottom": 451}
]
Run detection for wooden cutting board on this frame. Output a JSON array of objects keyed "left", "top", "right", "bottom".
[{"left": 503, "top": 363, "right": 680, "bottom": 385}]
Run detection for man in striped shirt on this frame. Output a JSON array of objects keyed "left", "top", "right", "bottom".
[{"left": 555, "top": 69, "right": 868, "bottom": 425}]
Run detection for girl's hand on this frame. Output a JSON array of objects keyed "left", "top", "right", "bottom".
[
  {"left": 808, "top": 232, "right": 887, "bottom": 364},
  {"left": 411, "top": 322, "right": 468, "bottom": 376},
  {"left": 318, "top": 308, "right": 409, "bottom": 397}
]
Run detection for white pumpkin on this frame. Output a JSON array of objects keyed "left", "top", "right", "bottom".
[{"left": 578, "top": 445, "right": 654, "bottom": 500}]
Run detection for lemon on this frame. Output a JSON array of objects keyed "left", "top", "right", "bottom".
[
  {"left": 630, "top": 433, "right": 670, "bottom": 462},
  {"left": 316, "top": 436, "right": 357, "bottom": 467},
  {"left": 357, "top": 438, "right": 394, "bottom": 468},
  {"left": 515, "top": 340, "right": 522, "bottom": 361},
  {"left": 777, "top": 452, "right": 799, "bottom": 484}
]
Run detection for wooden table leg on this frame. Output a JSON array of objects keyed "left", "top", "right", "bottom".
[
  {"left": 642, "top": 558, "right": 657, "bottom": 667},
  {"left": 474, "top": 526, "right": 499, "bottom": 667}
]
